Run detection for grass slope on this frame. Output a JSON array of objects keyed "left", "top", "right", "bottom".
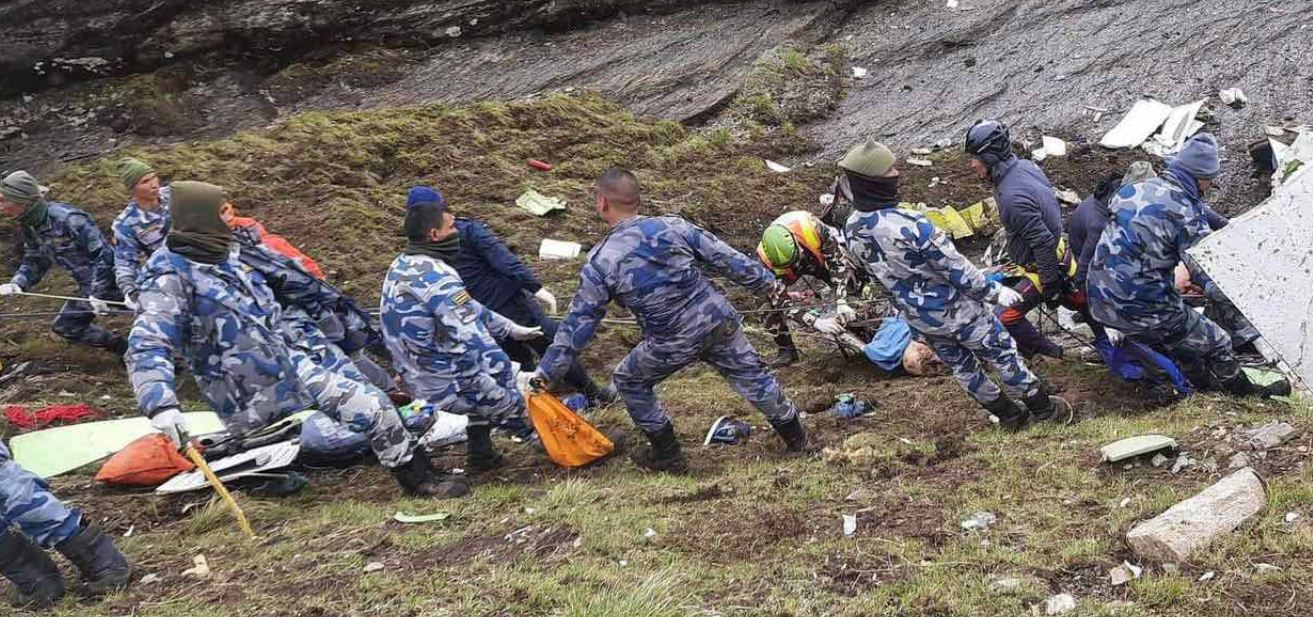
[{"left": 0, "top": 80, "right": 1309, "bottom": 616}]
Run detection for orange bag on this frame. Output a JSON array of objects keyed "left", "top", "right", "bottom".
[
  {"left": 95, "top": 434, "right": 196, "bottom": 486},
  {"left": 526, "top": 393, "right": 614, "bottom": 468}
]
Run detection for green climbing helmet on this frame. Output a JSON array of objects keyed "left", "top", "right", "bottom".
[{"left": 759, "top": 224, "right": 800, "bottom": 270}]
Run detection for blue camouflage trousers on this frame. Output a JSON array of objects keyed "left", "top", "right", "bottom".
[
  {"left": 442, "top": 368, "right": 523, "bottom": 429},
  {"left": 922, "top": 313, "right": 1042, "bottom": 405},
  {"left": 1126, "top": 307, "right": 1234, "bottom": 390},
  {"left": 0, "top": 443, "right": 81, "bottom": 548},
  {"left": 613, "top": 318, "right": 798, "bottom": 433},
  {"left": 290, "top": 348, "right": 415, "bottom": 468},
  {"left": 52, "top": 299, "right": 121, "bottom": 350}
]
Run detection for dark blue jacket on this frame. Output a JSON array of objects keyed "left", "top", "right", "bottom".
[
  {"left": 452, "top": 218, "right": 543, "bottom": 324},
  {"left": 992, "top": 157, "right": 1064, "bottom": 283},
  {"left": 1069, "top": 195, "right": 1111, "bottom": 289}
]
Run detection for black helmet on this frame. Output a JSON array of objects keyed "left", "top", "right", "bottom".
[{"left": 964, "top": 120, "right": 1013, "bottom": 167}]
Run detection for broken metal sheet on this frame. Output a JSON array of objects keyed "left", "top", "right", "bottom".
[
  {"left": 1100, "top": 435, "right": 1177, "bottom": 462},
  {"left": 1143, "top": 99, "right": 1205, "bottom": 158},
  {"left": 1189, "top": 166, "right": 1313, "bottom": 392},
  {"left": 156, "top": 441, "right": 300, "bottom": 494},
  {"left": 1099, "top": 99, "right": 1173, "bottom": 149}
]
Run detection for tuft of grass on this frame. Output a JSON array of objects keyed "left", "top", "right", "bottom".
[{"left": 561, "top": 568, "right": 691, "bottom": 617}]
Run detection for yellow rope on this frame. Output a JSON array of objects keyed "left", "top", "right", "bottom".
[{"left": 185, "top": 446, "right": 256, "bottom": 540}]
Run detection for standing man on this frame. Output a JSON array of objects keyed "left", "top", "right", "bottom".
[
  {"left": 412, "top": 186, "right": 611, "bottom": 406},
  {"left": 0, "top": 171, "right": 125, "bottom": 353},
  {"left": 111, "top": 157, "right": 171, "bottom": 310},
  {"left": 755, "top": 210, "right": 866, "bottom": 366},
  {"left": 533, "top": 168, "right": 808, "bottom": 473},
  {"left": 379, "top": 189, "right": 543, "bottom": 476},
  {"left": 1087, "top": 134, "right": 1289, "bottom": 398},
  {"left": 840, "top": 140, "right": 1066, "bottom": 429},
  {"left": 126, "top": 181, "right": 462, "bottom": 498},
  {"left": 964, "top": 120, "right": 1104, "bottom": 359},
  {"left": 0, "top": 441, "right": 131, "bottom": 608}
]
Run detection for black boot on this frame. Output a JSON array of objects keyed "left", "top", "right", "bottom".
[
  {"left": 0, "top": 530, "right": 64, "bottom": 608},
  {"left": 465, "top": 424, "right": 505, "bottom": 474},
  {"left": 1024, "top": 386, "right": 1072, "bottom": 425},
  {"left": 633, "top": 424, "right": 687, "bottom": 473},
  {"left": 770, "top": 416, "right": 810, "bottom": 452},
  {"left": 391, "top": 454, "right": 469, "bottom": 498},
  {"left": 53, "top": 522, "right": 130, "bottom": 598},
  {"left": 107, "top": 336, "right": 129, "bottom": 356},
  {"left": 981, "top": 396, "right": 1029, "bottom": 431},
  {"left": 1216, "top": 362, "right": 1292, "bottom": 399}
]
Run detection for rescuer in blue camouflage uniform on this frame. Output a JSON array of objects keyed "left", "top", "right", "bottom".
[
  {"left": 533, "top": 168, "right": 808, "bottom": 472},
  {"left": 0, "top": 171, "right": 125, "bottom": 353},
  {"left": 379, "top": 190, "right": 544, "bottom": 475},
  {"left": 1087, "top": 134, "right": 1290, "bottom": 398},
  {"left": 839, "top": 141, "right": 1068, "bottom": 429},
  {"left": 111, "top": 157, "right": 172, "bottom": 310},
  {"left": 125, "top": 181, "right": 461, "bottom": 497},
  {"left": 0, "top": 441, "right": 131, "bottom": 608}
]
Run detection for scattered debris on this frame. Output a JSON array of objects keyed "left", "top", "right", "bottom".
[
  {"left": 643, "top": 527, "right": 658, "bottom": 539},
  {"left": 1286, "top": 512, "right": 1301, "bottom": 524},
  {"left": 1199, "top": 571, "right": 1216, "bottom": 582},
  {"left": 1044, "top": 593, "right": 1077, "bottom": 615},
  {"left": 911, "top": 147, "right": 933, "bottom": 155},
  {"left": 704, "top": 416, "right": 752, "bottom": 445},
  {"left": 946, "top": 0, "right": 959, "bottom": 7},
  {"left": 3, "top": 403, "right": 99, "bottom": 429},
  {"left": 1126, "top": 467, "right": 1266, "bottom": 563},
  {"left": 905, "top": 157, "right": 933, "bottom": 167},
  {"left": 528, "top": 159, "right": 553, "bottom": 171},
  {"left": 1042, "top": 136, "right": 1068, "bottom": 157},
  {"left": 515, "top": 189, "right": 566, "bottom": 216},
  {"left": 1218, "top": 87, "right": 1247, "bottom": 108},
  {"left": 765, "top": 159, "right": 792, "bottom": 173},
  {"left": 1100, "top": 99, "right": 1174, "bottom": 149},
  {"left": 842, "top": 514, "right": 857, "bottom": 536},
  {"left": 1170, "top": 453, "right": 1193, "bottom": 474},
  {"left": 960, "top": 511, "right": 997, "bottom": 532},
  {"left": 830, "top": 393, "right": 872, "bottom": 419},
  {"left": 363, "top": 562, "right": 385, "bottom": 573},
  {"left": 1109, "top": 561, "right": 1142, "bottom": 586},
  {"left": 538, "top": 239, "right": 583, "bottom": 260},
  {"left": 1100, "top": 435, "right": 1177, "bottom": 462},
  {"left": 851, "top": 66, "right": 868, "bottom": 80},
  {"left": 1054, "top": 188, "right": 1080, "bottom": 205},
  {"left": 990, "top": 577, "right": 1024, "bottom": 594},
  {"left": 1143, "top": 100, "right": 1206, "bottom": 157},
  {"left": 1254, "top": 563, "right": 1282, "bottom": 574},
  {"left": 393, "top": 511, "right": 452, "bottom": 524},
  {"left": 183, "top": 555, "right": 211, "bottom": 579},
  {"left": 140, "top": 573, "right": 161, "bottom": 585},
  {"left": 1243, "top": 421, "right": 1297, "bottom": 450},
  {"left": 1119, "top": 497, "right": 1132, "bottom": 508},
  {"left": 845, "top": 488, "right": 875, "bottom": 502},
  {"left": 1150, "top": 454, "right": 1169, "bottom": 468},
  {"left": 1265, "top": 126, "right": 1287, "bottom": 137}
]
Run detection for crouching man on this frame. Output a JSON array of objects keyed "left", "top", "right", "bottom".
[
  {"left": 840, "top": 141, "right": 1067, "bottom": 429},
  {"left": 126, "top": 182, "right": 460, "bottom": 498},
  {"left": 0, "top": 441, "right": 130, "bottom": 609},
  {"left": 532, "top": 168, "right": 809, "bottom": 473},
  {"left": 379, "top": 189, "right": 543, "bottom": 479}
]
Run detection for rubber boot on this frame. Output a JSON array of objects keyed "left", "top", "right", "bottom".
[
  {"left": 391, "top": 454, "right": 469, "bottom": 498},
  {"left": 53, "top": 522, "right": 131, "bottom": 598},
  {"left": 770, "top": 416, "right": 811, "bottom": 452},
  {"left": 465, "top": 424, "right": 505, "bottom": 474},
  {"left": 1024, "top": 386, "right": 1072, "bottom": 425},
  {"left": 980, "top": 396, "right": 1030, "bottom": 431},
  {"left": 108, "top": 335, "right": 129, "bottom": 356},
  {"left": 0, "top": 530, "right": 64, "bottom": 608},
  {"left": 633, "top": 424, "right": 688, "bottom": 473}
]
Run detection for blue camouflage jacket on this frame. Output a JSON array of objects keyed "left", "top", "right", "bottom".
[
  {"left": 538, "top": 215, "right": 776, "bottom": 382},
  {"left": 10, "top": 203, "right": 115, "bottom": 298},
  {"left": 845, "top": 207, "right": 1001, "bottom": 334},
  {"left": 111, "top": 186, "right": 172, "bottom": 298},
  {"left": 1087, "top": 170, "right": 1214, "bottom": 332},
  {"left": 126, "top": 247, "right": 315, "bottom": 434},
  {"left": 379, "top": 253, "right": 518, "bottom": 402}
]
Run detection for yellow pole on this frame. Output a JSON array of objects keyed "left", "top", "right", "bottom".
[{"left": 185, "top": 446, "right": 256, "bottom": 540}]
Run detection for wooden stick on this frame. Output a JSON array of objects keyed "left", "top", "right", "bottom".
[{"left": 185, "top": 446, "right": 256, "bottom": 540}]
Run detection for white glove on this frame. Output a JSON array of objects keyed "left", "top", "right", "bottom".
[
  {"left": 835, "top": 302, "right": 858, "bottom": 325},
  {"left": 516, "top": 371, "right": 546, "bottom": 397},
  {"left": 151, "top": 408, "right": 191, "bottom": 448},
  {"left": 0, "top": 283, "right": 20, "bottom": 296},
  {"left": 813, "top": 315, "right": 846, "bottom": 336},
  {"left": 507, "top": 324, "right": 544, "bottom": 341},
  {"left": 122, "top": 295, "right": 139, "bottom": 312},
  {"left": 1105, "top": 328, "right": 1124, "bottom": 346},
  {"left": 994, "top": 285, "right": 1025, "bottom": 308},
  {"left": 88, "top": 297, "right": 110, "bottom": 316},
  {"left": 533, "top": 287, "right": 558, "bottom": 315}
]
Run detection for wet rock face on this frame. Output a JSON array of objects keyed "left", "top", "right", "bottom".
[{"left": 0, "top": 0, "right": 739, "bottom": 97}]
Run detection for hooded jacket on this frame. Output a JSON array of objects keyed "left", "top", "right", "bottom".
[{"left": 991, "top": 157, "right": 1064, "bottom": 283}]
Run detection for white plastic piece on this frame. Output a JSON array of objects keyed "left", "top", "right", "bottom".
[{"left": 539, "top": 239, "right": 583, "bottom": 260}]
